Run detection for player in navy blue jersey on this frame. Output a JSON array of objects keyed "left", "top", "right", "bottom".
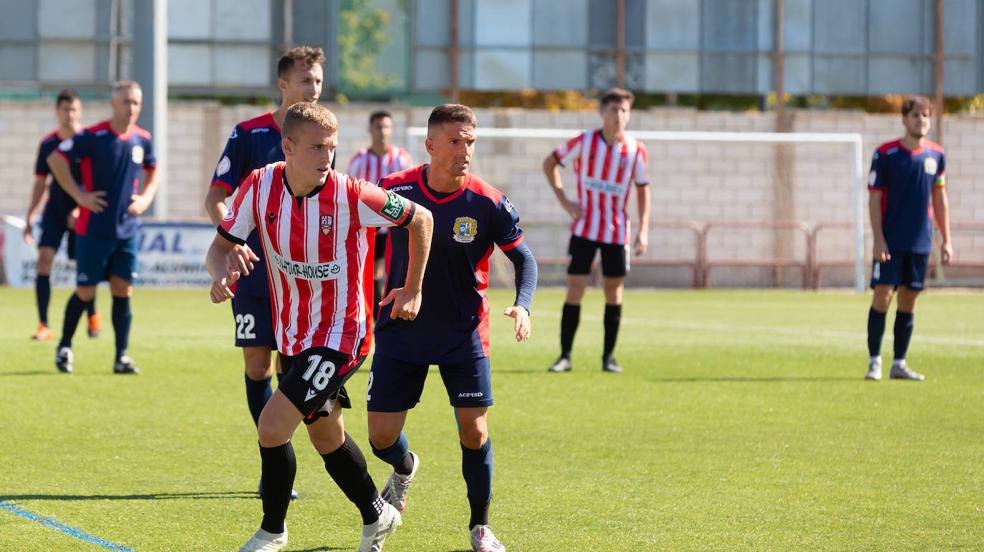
[
  {"left": 46, "top": 81, "right": 158, "bottom": 374},
  {"left": 865, "top": 96, "right": 953, "bottom": 382},
  {"left": 367, "top": 104, "right": 537, "bottom": 552},
  {"left": 204, "top": 46, "right": 328, "bottom": 501},
  {"left": 23, "top": 89, "right": 99, "bottom": 341}
]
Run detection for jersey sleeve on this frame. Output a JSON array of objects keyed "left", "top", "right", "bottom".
[
  {"left": 492, "top": 195, "right": 525, "bottom": 251},
  {"left": 553, "top": 134, "right": 584, "bottom": 167},
  {"left": 141, "top": 136, "right": 157, "bottom": 171},
  {"left": 211, "top": 125, "right": 246, "bottom": 195},
  {"left": 934, "top": 153, "right": 946, "bottom": 188},
  {"left": 868, "top": 150, "right": 886, "bottom": 191},
  {"left": 217, "top": 169, "right": 259, "bottom": 245},
  {"left": 56, "top": 130, "right": 91, "bottom": 162},
  {"left": 632, "top": 142, "right": 650, "bottom": 186},
  {"left": 355, "top": 178, "right": 415, "bottom": 228},
  {"left": 35, "top": 140, "right": 52, "bottom": 177},
  {"left": 397, "top": 148, "right": 413, "bottom": 171},
  {"left": 347, "top": 153, "right": 364, "bottom": 181}
]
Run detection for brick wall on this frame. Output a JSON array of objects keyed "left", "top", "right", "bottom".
[{"left": 2, "top": 100, "right": 981, "bottom": 287}]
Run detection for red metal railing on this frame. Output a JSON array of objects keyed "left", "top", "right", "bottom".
[{"left": 699, "top": 220, "right": 813, "bottom": 289}]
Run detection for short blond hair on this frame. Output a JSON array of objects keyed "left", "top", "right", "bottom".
[
  {"left": 112, "top": 80, "right": 141, "bottom": 95},
  {"left": 283, "top": 102, "right": 338, "bottom": 138}
]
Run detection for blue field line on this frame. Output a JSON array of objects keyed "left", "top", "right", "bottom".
[{"left": 0, "top": 500, "right": 135, "bottom": 551}]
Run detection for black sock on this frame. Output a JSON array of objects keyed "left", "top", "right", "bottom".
[
  {"left": 111, "top": 296, "right": 132, "bottom": 361},
  {"left": 603, "top": 304, "right": 622, "bottom": 360},
  {"left": 244, "top": 375, "right": 273, "bottom": 426},
  {"left": 59, "top": 293, "right": 87, "bottom": 348},
  {"left": 85, "top": 296, "right": 97, "bottom": 317},
  {"left": 559, "top": 303, "right": 580, "bottom": 358},
  {"left": 322, "top": 433, "right": 383, "bottom": 525},
  {"left": 867, "top": 307, "right": 887, "bottom": 357},
  {"left": 461, "top": 438, "right": 493, "bottom": 529},
  {"left": 893, "top": 311, "right": 914, "bottom": 361},
  {"left": 370, "top": 432, "right": 414, "bottom": 475},
  {"left": 36, "top": 274, "right": 51, "bottom": 325},
  {"left": 259, "top": 442, "right": 296, "bottom": 534}
]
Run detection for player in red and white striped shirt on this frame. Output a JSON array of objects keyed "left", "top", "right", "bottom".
[
  {"left": 543, "top": 87, "right": 651, "bottom": 374},
  {"left": 348, "top": 110, "right": 414, "bottom": 313},
  {"left": 207, "top": 103, "right": 434, "bottom": 552}
]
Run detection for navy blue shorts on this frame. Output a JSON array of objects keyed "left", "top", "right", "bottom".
[
  {"left": 75, "top": 234, "right": 137, "bottom": 286},
  {"left": 230, "top": 294, "right": 277, "bottom": 349},
  {"left": 871, "top": 252, "right": 929, "bottom": 291},
  {"left": 366, "top": 354, "right": 493, "bottom": 412},
  {"left": 38, "top": 211, "right": 76, "bottom": 260},
  {"left": 567, "top": 235, "right": 629, "bottom": 277}
]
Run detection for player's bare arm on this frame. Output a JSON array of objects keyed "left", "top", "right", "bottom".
[
  {"left": 127, "top": 167, "right": 159, "bottom": 216},
  {"left": 46, "top": 150, "right": 107, "bottom": 213},
  {"left": 634, "top": 183, "right": 651, "bottom": 256},
  {"left": 868, "top": 189, "right": 890, "bottom": 262},
  {"left": 204, "top": 185, "right": 230, "bottom": 226},
  {"left": 932, "top": 186, "right": 953, "bottom": 264},
  {"left": 543, "top": 153, "right": 581, "bottom": 219},
  {"left": 23, "top": 174, "right": 48, "bottom": 244},
  {"left": 380, "top": 205, "right": 434, "bottom": 320}
]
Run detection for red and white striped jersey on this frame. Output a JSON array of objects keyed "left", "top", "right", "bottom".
[
  {"left": 553, "top": 129, "right": 649, "bottom": 245},
  {"left": 219, "top": 162, "right": 414, "bottom": 359},
  {"left": 347, "top": 146, "right": 412, "bottom": 184}
]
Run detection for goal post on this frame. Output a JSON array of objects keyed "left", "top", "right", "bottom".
[{"left": 406, "top": 127, "right": 867, "bottom": 292}]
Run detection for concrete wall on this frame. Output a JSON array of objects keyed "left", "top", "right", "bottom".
[{"left": 2, "top": 100, "right": 982, "bottom": 287}]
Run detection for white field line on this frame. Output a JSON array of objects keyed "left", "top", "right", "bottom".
[{"left": 533, "top": 311, "right": 984, "bottom": 348}]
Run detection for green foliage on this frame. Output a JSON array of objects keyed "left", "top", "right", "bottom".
[
  {"left": 1, "top": 288, "right": 982, "bottom": 550},
  {"left": 338, "top": 0, "right": 396, "bottom": 95}
]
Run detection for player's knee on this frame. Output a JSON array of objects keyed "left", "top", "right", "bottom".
[
  {"left": 75, "top": 286, "right": 96, "bottom": 302},
  {"left": 308, "top": 419, "right": 345, "bottom": 454},
  {"left": 109, "top": 279, "right": 132, "bottom": 297},
  {"left": 458, "top": 423, "right": 488, "bottom": 450},
  {"left": 243, "top": 348, "right": 274, "bottom": 379},
  {"left": 368, "top": 424, "right": 401, "bottom": 450},
  {"left": 256, "top": 416, "right": 288, "bottom": 447},
  {"left": 36, "top": 249, "right": 55, "bottom": 274},
  {"left": 872, "top": 287, "right": 893, "bottom": 311}
]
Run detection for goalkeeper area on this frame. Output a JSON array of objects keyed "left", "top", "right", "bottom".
[{"left": 1, "top": 287, "right": 981, "bottom": 550}]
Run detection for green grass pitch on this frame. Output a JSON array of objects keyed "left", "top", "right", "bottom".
[{"left": 1, "top": 287, "right": 981, "bottom": 551}]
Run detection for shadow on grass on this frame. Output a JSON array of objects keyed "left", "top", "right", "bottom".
[
  {"left": 0, "top": 371, "right": 62, "bottom": 377},
  {"left": 648, "top": 376, "right": 859, "bottom": 383},
  {"left": 292, "top": 547, "right": 348, "bottom": 552},
  {"left": 1, "top": 491, "right": 257, "bottom": 501}
]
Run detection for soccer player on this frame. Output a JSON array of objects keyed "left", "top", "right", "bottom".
[
  {"left": 865, "top": 96, "right": 953, "bottom": 381},
  {"left": 367, "top": 104, "right": 537, "bottom": 552},
  {"left": 204, "top": 46, "right": 326, "bottom": 500},
  {"left": 24, "top": 89, "right": 100, "bottom": 341},
  {"left": 347, "top": 110, "right": 413, "bottom": 313},
  {"left": 543, "top": 87, "right": 650, "bottom": 374},
  {"left": 207, "top": 102, "right": 433, "bottom": 552},
  {"left": 47, "top": 81, "right": 158, "bottom": 374}
]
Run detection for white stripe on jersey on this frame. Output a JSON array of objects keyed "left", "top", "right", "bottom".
[{"left": 348, "top": 147, "right": 411, "bottom": 184}]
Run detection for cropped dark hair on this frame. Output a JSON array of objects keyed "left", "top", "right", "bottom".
[
  {"left": 283, "top": 102, "right": 338, "bottom": 138},
  {"left": 56, "top": 89, "right": 79, "bottom": 107},
  {"left": 901, "top": 96, "right": 933, "bottom": 117},
  {"left": 277, "top": 46, "right": 326, "bottom": 78},
  {"left": 427, "top": 104, "right": 477, "bottom": 130},
  {"left": 369, "top": 110, "right": 392, "bottom": 125},
  {"left": 600, "top": 87, "right": 634, "bottom": 107}
]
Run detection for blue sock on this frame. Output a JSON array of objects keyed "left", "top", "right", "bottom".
[
  {"left": 893, "top": 311, "right": 914, "bottom": 361},
  {"left": 111, "top": 296, "right": 132, "bottom": 361},
  {"left": 36, "top": 275, "right": 51, "bottom": 325},
  {"left": 244, "top": 374, "right": 273, "bottom": 426},
  {"left": 867, "top": 307, "right": 887, "bottom": 357},
  {"left": 461, "top": 438, "right": 493, "bottom": 528},
  {"left": 59, "top": 293, "right": 87, "bottom": 348},
  {"left": 371, "top": 432, "right": 414, "bottom": 475}
]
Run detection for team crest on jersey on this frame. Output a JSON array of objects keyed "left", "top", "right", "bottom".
[
  {"left": 131, "top": 145, "right": 144, "bottom": 165},
  {"left": 320, "top": 215, "right": 333, "bottom": 235},
  {"left": 923, "top": 157, "right": 938, "bottom": 175},
  {"left": 223, "top": 206, "right": 235, "bottom": 222},
  {"left": 452, "top": 217, "right": 478, "bottom": 243},
  {"left": 216, "top": 155, "right": 231, "bottom": 176},
  {"left": 267, "top": 212, "right": 278, "bottom": 226}
]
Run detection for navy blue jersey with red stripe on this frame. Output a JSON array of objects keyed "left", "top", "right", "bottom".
[
  {"left": 375, "top": 165, "right": 526, "bottom": 364},
  {"left": 35, "top": 130, "right": 81, "bottom": 220},
  {"left": 210, "top": 113, "right": 284, "bottom": 297},
  {"left": 56, "top": 121, "right": 156, "bottom": 239},
  {"left": 868, "top": 139, "right": 945, "bottom": 254}
]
